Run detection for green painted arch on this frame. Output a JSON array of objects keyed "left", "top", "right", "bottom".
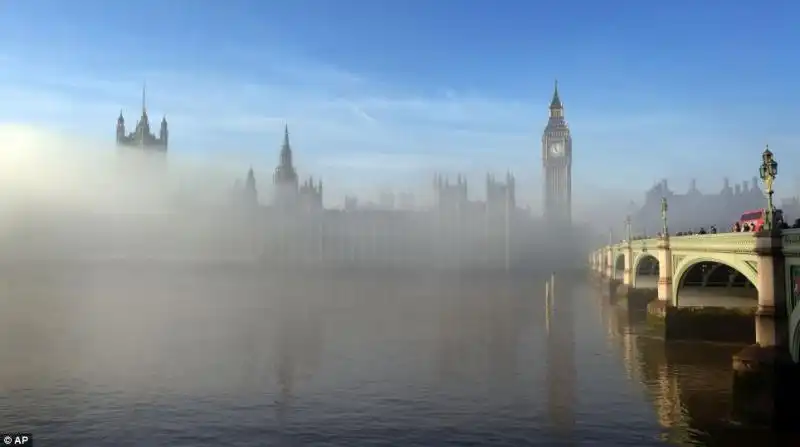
[{"left": 672, "top": 256, "right": 759, "bottom": 305}]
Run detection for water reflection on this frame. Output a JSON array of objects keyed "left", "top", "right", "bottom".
[
  {"left": 6, "top": 265, "right": 767, "bottom": 445},
  {"left": 272, "top": 304, "right": 323, "bottom": 427},
  {"left": 545, "top": 275, "right": 576, "bottom": 443},
  {"left": 435, "top": 278, "right": 523, "bottom": 384},
  {"left": 598, "top": 296, "right": 789, "bottom": 446}
]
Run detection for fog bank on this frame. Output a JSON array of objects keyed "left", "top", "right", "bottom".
[{"left": 0, "top": 124, "right": 595, "bottom": 269}]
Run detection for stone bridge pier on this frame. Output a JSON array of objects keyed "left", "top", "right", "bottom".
[
  {"left": 622, "top": 241, "right": 633, "bottom": 287},
  {"left": 656, "top": 237, "right": 672, "bottom": 303},
  {"left": 731, "top": 233, "right": 792, "bottom": 395}
]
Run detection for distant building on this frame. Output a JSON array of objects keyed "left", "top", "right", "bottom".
[
  {"left": 230, "top": 167, "right": 259, "bottom": 209},
  {"left": 433, "top": 171, "right": 516, "bottom": 218},
  {"left": 231, "top": 125, "right": 323, "bottom": 212},
  {"left": 486, "top": 172, "right": 516, "bottom": 216},
  {"left": 244, "top": 167, "right": 258, "bottom": 207},
  {"left": 272, "top": 125, "right": 323, "bottom": 212},
  {"left": 633, "top": 177, "right": 767, "bottom": 234},
  {"left": 222, "top": 89, "right": 583, "bottom": 270},
  {"left": 781, "top": 197, "right": 800, "bottom": 223},
  {"left": 116, "top": 85, "right": 168, "bottom": 152},
  {"left": 298, "top": 176, "right": 323, "bottom": 212},
  {"left": 433, "top": 173, "right": 469, "bottom": 214}
]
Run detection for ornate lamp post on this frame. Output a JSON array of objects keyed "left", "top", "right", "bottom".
[
  {"left": 660, "top": 197, "right": 669, "bottom": 238},
  {"left": 758, "top": 145, "right": 778, "bottom": 232},
  {"left": 625, "top": 215, "right": 632, "bottom": 242}
]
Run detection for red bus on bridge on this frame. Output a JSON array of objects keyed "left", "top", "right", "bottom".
[{"left": 738, "top": 208, "right": 783, "bottom": 232}]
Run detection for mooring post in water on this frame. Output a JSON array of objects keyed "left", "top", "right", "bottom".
[
  {"left": 545, "top": 280, "right": 551, "bottom": 334},
  {"left": 550, "top": 273, "right": 556, "bottom": 296}
]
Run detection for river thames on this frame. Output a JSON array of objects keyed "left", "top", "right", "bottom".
[{"left": 0, "top": 263, "right": 778, "bottom": 446}]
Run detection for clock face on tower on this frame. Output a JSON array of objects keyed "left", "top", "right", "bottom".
[{"left": 549, "top": 141, "right": 564, "bottom": 157}]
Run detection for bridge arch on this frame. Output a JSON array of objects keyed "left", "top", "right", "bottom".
[
  {"left": 632, "top": 252, "right": 659, "bottom": 288},
  {"left": 614, "top": 253, "right": 625, "bottom": 271},
  {"left": 673, "top": 257, "right": 758, "bottom": 307},
  {"left": 632, "top": 252, "right": 659, "bottom": 275},
  {"left": 790, "top": 305, "right": 800, "bottom": 363},
  {"left": 793, "top": 319, "right": 800, "bottom": 364}
]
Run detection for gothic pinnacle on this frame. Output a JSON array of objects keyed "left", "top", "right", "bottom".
[{"left": 550, "top": 79, "right": 562, "bottom": 109}]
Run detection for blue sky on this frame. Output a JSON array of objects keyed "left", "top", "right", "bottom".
[{"left": 0, "top": 0, "right": 798, "bottom": 210}]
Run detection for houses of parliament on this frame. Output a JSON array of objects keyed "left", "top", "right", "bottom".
[
  {"left": 113, "top": 83, "right": 583, "bottom": 269},
  {"left": 116, "top": 83, "right": 572, "bottom": 220}
]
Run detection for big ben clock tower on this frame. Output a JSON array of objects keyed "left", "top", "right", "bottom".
[{"left": 542, "top": 81, "right": 572, "bottom": 226}]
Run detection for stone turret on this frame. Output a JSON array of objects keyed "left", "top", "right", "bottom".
[{"left": 116, "top": 84, "right": 168, "bottom": 152}]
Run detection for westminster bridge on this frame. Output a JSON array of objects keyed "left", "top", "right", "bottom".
[{"left": 589, "top": 229, "right": 800, "bottom": 366}]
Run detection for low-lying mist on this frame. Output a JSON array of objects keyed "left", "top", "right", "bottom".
[
  {"left": 0, "top": 124, "right": 589, "bottom": 270},
  {"left": 0, "top": 125, "right": 258, "bottom": 261},
  {"left": 0, "top": 123, "right": 583, "bottom": 414}
]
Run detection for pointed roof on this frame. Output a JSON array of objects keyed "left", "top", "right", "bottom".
[
  {"left": 549, "top": 79, "right": 562, "bottom": 109},
  {"left": 141, "top": 82, "right": 148, "bottom": 116},
  {"left": 278, "top": 124, "right": 295, "bottom": 171},
  {"left": 281, "top": 124, "right": 292, "bottom": 156},
  {"left": 245, "top": 166, "right": 256, "bottom": 188},
  {"left": 763, "top": 143, "right": 772, "bottom": 158}
]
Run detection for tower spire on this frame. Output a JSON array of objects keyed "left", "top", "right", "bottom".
[
  {"left": 549, "top": 79, "right": 562, "bottom": 110},
  {"left": 142, "top": 82, "right": 147, "bottom": 115},
  {"left": 279, "top": 123, "right": 293, "bottom": 169}
]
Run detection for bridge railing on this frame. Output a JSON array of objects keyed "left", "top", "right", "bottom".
[
  {"left": 608, "top": 238, "right": 659, "bottom": 250},
  {"left": 668, "top": 231, "right": 759, "bottom": 252},
  {"left": 630, "top": 238, "right": 658, "bottom": 250},
  {"left": 600, "top": 231, "right": 769, "bottom": 253},
  {"left": 600, "top": 228, "right": 800, "bottom": 253},
  {"left": 781, "top": 228, "right": 800, "bottom": 255}
]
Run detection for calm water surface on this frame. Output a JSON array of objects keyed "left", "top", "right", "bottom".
[{"left": 0, "top": 264, "right": 772, "bottom": 445}]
